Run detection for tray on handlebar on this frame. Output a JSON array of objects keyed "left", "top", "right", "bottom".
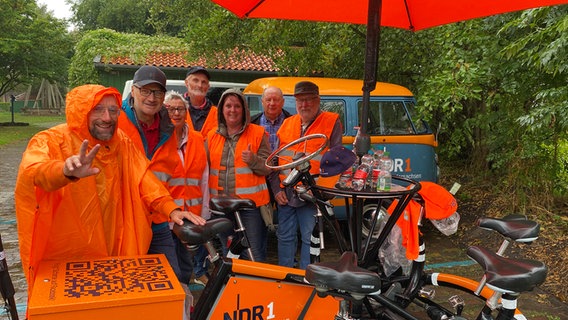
[
  {"left": 312, "top": 175, "right": 420, "bottom": 199},
  {"left": 311, "top": 175, "right": 421, "bottom": 267}
]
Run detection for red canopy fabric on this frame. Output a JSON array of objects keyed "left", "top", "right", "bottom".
[{"left": 213, "top": 0, "right": 568, "bottom": 31}]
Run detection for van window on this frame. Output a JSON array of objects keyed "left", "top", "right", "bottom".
[
  {"left": 321, "top": 100, "right": 346, "bottom": 135},
  {"left": 361, "top": 100, "right": 428, "bottom": 135}
]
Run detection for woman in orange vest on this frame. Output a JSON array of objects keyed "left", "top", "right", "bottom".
[
  {"left": 206, "top": 89, "right": 272, "bottom": 261},
  {"left": 164, "top": 91, "right": 211, "bottom": 286}
]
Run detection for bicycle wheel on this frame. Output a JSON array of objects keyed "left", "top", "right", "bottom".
[{"left": 413, "top": 272, "right": 525, "bottom": 319}]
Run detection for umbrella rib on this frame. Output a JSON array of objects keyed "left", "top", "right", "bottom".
[
  {"left": 403, "top": 0, "right": 415, "bottom": 31},
  {"left": 245, "top": 0, "right": 266, "bottom": 18}
]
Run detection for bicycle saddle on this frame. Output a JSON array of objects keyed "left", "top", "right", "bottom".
[
  {"left": 476, "top": 215, "right": 539, "bottom": 242},
  {"left": 467, "top": 245, "right": 547, "bottom": 293},
  {"left": 210, "top": 195, "right": 256, "bottom": 214},
  {"left": 305, "top": 251, "right": 381, "bottom": 300},
  {"left": 173, "top": 218, "right": 233, "bottom": 245}
]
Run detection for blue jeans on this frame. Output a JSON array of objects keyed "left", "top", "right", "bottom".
[
  {"left": 192, "top": 245, "right": 209, "bottom": 278},
  {"left": 277, "top": 203, "right": 316, "bottom": 269},
  {"left": 172, "top": 231, "right": 193, "bottom": 284},
  {"left": 149, "top": 223, "right": 183, "bottom": 282},
  {"left": 218, "top": 208, "right": 267, "bottom": 262}
]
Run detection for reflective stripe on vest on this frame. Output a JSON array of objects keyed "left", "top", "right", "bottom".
[
  {"left": 207, "top": 125, "right": 269, "bottom": 206},
  {"left": 277, "top": 112, "right": 338, "bottom": 181}
]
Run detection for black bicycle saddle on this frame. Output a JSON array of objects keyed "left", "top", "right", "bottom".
[
  {"left": 467, "top": 245, "right": 547, "bottom": 293},
  {"left": 173, "top": 218, "right": 233, "bottom": 245},
  {"left": 305, "top": 251, "right": 381, "bottom": 299},
  {"left": 210, "top": 195, "right": 257, "bottom": 215},
  {"left": 476, "top": 214, "right": 539, "bottom": 242}
]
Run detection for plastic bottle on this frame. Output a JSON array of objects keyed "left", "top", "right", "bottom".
[
  {"left": 336, "top": 168, "right": 353, "bottom": 190},
  {"left": 352, "top": 153, "right": 374, "bottom": 191},
  {"left": 371, "top": 148, "right": 384, "bottom": 190},
  {"left": 377, "top": 151, "right": 393, "bottom": 192}
]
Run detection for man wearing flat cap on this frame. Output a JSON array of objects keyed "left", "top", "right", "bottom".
[
  {"left": 272, "top": 80, "right": 342, "bottom": 269},
  {"left": 118, "top": 65, "right": 201, "bottom": 285},
  {"left": 184, "top": 66, "right": 217, "bottom": 139}
]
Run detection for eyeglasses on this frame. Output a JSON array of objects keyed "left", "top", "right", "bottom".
[
  {"left": 91, "top": 105, "right": 120, "bottom": 116},
  {"left": 166, "top": 106, "right": 186, "bottom": 114},
  {"left": 135, "top": 86, "right": 166, "bottom": 98},
  {"left": 296, "top": 96, "right": 319, "bottom": 104}
]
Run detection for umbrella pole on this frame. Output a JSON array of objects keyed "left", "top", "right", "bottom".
[{"left": 356, "top": 0, "right": 382, "bottom": 157}]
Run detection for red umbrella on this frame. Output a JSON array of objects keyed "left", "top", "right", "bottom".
[
  {"left": 212, "top": 0, "right": 567, "bottom": 31},
  {"left": 212, "top": 0, "right": 568, "bottom": 154}
]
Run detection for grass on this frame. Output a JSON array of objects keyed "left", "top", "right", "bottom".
[{"left": 0, "top": 112, "right": 65, "bottom": 146}]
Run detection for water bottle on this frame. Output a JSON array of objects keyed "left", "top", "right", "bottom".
[
  {"left": 371, "top": 149, "right": 384, "bottom": 190},
  {"left": 377, "top": 151, "right": 393, "bottom": 191},
  {"left": 352, "top": 153, "right": 373, "bottom": 191},
  {"left": 336, "top": 168, "right": 353, "bottom": 190}
]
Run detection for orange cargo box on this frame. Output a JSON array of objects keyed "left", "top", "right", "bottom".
[{"left": 28, "top": 254, "right": 185, "bottom": 320}]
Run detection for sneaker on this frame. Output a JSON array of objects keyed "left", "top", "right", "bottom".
[{"left": 193, "top": 274, "right": 208, "bottom": 286}]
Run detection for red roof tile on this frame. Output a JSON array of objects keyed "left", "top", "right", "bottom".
[{"left": 103, "top": 48, "right": 281, "bottom": 72}]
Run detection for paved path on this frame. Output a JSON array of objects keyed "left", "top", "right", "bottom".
[{"left": 0, "top": 140, "right": 30, "bottom": 318}]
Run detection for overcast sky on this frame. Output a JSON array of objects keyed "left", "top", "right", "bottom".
[{"left": 38, "top": 0, "right": 73, "bottom": 20}]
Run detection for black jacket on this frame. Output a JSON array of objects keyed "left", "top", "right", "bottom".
[{"left": 250, "top": 109, "right": 292, "bottom": 125}]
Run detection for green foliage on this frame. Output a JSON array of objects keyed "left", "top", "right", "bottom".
[
  {"left": 0, "top": 0, "right": 73, "bottom": 96},
  {"left": 68, "top": 29, "right": 187, "bottom": 87},
  {"left": 71, "top": 0, "right": 153, "bottom": 34},
  {"left": 66, "top": 1, "right": 568, "bottom": 208}
]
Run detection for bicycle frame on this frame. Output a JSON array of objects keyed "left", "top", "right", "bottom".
[
  {"left": 0, "top": 234, "right": 18, "bottom": 320},
  {"left": 192, "top": 258, "right": 337, "bottom": 319}
]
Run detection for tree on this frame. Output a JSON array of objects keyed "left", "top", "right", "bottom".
[
  {"left": 0, "top": 0, "right": 73, "bottom": 97},
  {"left": 68, "top": 29, "right": 186, "bottom": 87},
  {"left": 70, "top": 0, "right": 153, "bottom": 34}
]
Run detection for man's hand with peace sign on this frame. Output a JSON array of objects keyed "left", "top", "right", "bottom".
[{"left": 63, "top": 140, "right": 101, "bottom": 179}]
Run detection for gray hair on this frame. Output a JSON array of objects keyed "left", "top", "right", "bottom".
[{"left": 164, "top": 90, "right": 188, "bottom": 108}]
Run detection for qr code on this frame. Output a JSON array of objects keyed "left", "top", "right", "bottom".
[{"left": 63, "top": 256, "right": 174, "bottom": 298}]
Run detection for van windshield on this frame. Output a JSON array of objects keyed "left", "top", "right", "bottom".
[{"left": 360, "top": 100, "right": 428, "bottom": 135}]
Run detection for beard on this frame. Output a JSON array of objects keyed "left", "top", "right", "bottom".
[{"left": 89, "top": 120, "right": 116, "bottom": 141}]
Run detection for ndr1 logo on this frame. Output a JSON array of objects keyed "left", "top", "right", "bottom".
[{"left": 223, "top": 300, "right": 276, "bottom": 320}]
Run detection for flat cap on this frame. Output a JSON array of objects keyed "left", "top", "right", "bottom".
[{"left": 294, "top": 81, "right": 319, "bottom": 96}]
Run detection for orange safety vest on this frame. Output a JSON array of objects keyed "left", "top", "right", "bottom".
[
  {"left": 153, "top": 129, "right": 207, "bottom": 215},
  {"left": 186, "top": 106, "right": 218, "bottom": 140},
  {"left": 277, "top": 112, "right": 339, "bottom": 180},
  {"left": 208, "top": 125, "right": 270, "bottom": 207},
  {"left": 118, "top": 115, "right": 183, "bottom": 224}
]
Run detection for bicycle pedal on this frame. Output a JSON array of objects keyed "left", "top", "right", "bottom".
[
  {"left": 419, "top": 287, "right": 436, "bottom": 299},
  {"left": 448, "top": 294, "right": 465, "bottom": 308}
]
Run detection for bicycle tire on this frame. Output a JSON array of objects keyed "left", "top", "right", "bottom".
[{"left": 420, "top": 272, "right": 525, "bottom": 319}]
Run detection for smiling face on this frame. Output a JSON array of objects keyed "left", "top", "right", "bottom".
[
  {"left": 295, "top": 93, "right": 321, "bottom": 124},
  {"left": 261, "top": 86, "right": 284, "bottom": 121},
  {"left": 222, "top": 94, "right": 244, "bottom": 133},
  {"left": 131, "top": 83, "right": 165, "bottom": 124},
  {"left": 165, "top": 97, "right": 187, "bottom": 129},
  {"left": 88, "top": 95, "right": 120, "bottom": 141}
]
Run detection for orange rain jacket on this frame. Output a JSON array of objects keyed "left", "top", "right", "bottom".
[{"left": 15, "top": 85, "right": 179, "bottom": 295}]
